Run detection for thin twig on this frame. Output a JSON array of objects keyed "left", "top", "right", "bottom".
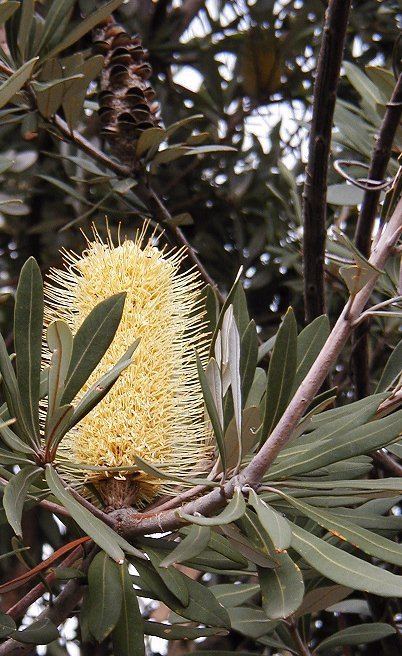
[
  {"left": 352, "top": 74, "right": 402, "bottom": 398},
  {"left": 302, "top": 0, "right": 352, "bottom": 322}
]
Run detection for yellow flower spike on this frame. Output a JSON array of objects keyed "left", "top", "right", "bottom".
[{"left": 44, "top": 225, "right": 212, "bottom": 509}]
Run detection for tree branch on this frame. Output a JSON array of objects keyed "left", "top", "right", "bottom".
[
  {"left": 302, "top": 0, "right": 352, "bottom": 322},
  {"left": 111, "top": 194, "right": 402, "bottom": 537},
  {"left": 352, "top": 73, "right": 402, "bottom": 398}
]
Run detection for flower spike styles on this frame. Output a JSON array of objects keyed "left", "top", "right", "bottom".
[{"left": 44, "top": 225, "right": 211, "bottom": 509}]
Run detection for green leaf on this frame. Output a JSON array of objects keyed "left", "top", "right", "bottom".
[
  {"left": 3, "top": 465, "right": 41, "bottom": 537},
  {"left": 275, "top": 490, "right": 402, "bottom": 567},
  {"left": 209, "top": 268, "right": 243, "bottom": 358},
  {"left": 293, "top": 315, "right": 330, "bottom": 392},
  {"left": 144, "top": 547, "right": 189, "bottom": 606},
  {"left": 210, "top": 583, "right": 259, "bottom": 608},
  {"left": 327, "top": 183, "right": 365, "bottom": 206},
  {"left": 46, "top": 320, "right": 73, "bottom": 424},
  {"left": 248, "top": 489, "right": 291, "bottom": 551},
  {"left": 0, "top": 332, "right": 32, "bottom": 442},
  {"left": 240, "top": 320, "right": 258, "bottom": 407},
  {"left": 0, "top": 57, "right": 38, "bottom": 109},
  {"left": 228, "top": 314, "right": 242, "bottom": 464},
  {"left": 294, "top": 584, "right": 352, "bottom": 618},
  {"left": 143, "top": 621, "right": 226, "bottom": 640},
  {"left": 224, "top": 406, "right": 261, "bottom": 471},
  {"left": 343, "top": 61, "right": 387, "bottom": 107},
  {"left": 61, "top": 292, "right": 126, "bottom": 404},
  {"left": 17, "top": 0, "right": 34, "bottom": 60},
  {"left": 246, "top": 367, "right": 266, "bottom": 407},
  {"left": 268, "top": 395, "right": 391, "bottom": 478},
  {"left": 69, "top": 340, "right": 139, "bottom": 430},
  {"left": 165, "top": 114, "right": 203, "bottom": 139},
  {"left": 45, "top": 465, "right": 144, "bottom": 563},
  {"left": 12, "top": 618, "right": 59, "bottom": 645},
  {"left": 136, "top": 127, "right": 166, "bottom": 158},
  {"left": 259, "top": 552, "right": 304, "bottom": 619},
  {"left": 196, "top": 352, "right": 226, "bottom": 472},
  {"left": 14, "top": 257, "right": 43, "bottom": 439},
  {"left": 112, "top": 562, "right": 145, "bottom": 656},
  {"left": 316, "top": 623, "right": 396, "bottom": 651},
  {"left": 159, "top": 525, "right": 211, "bottom": 568},
  {"left": 259, "top": 308, "right": 297, "bottom": 445},
  {"left": 0, "top": 447, "right": 34, "bottom": 466},
  {"left": 290, "top": 523, "right": 402, "bottom": 597},
  {"left": 45, "top": 0, "right": 125, "bottom": 59},
  {"left": 88, "top": 552, "right": 123, "bottom": 642},
  {"left": 376, "top": 338, "right": 402, "bottom": 392},
  {"left": 0, "top": 420, "right": 36, "bottom": 454},
  {"left": 0, "top": 612, "right": 16, "bottom": 639},
  {"left": 180, "top": 488, "right": 246, "bottom": 526},
  {"left": 46, "top": 404, "right": 74, "bottom": 452},
  {"left": 184, "top": 145, "right": 236, "bottom": 156},
  {"left": 0, "top": 2, "right": 19, "bottom": 26},
  {"left": 37, "top": 0, "right": 76, "bottom": 54},
  {"left": 228, "top": 607, "right": 277, "bottom": 639},
  {"left": 177, "top": 575, "right": 231, "bottom": 629}
]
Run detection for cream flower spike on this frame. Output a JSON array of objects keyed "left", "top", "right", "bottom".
[{"left": 44, "top": 224, "right": 212, "bottom": 509}]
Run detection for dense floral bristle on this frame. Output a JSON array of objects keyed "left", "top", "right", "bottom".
[{"left": 44, "top": 225, "right": 212, "bottom": 507}]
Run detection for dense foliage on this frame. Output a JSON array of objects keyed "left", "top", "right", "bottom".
[{"left": 0, "top": 1, "right": 401, "bottom": 656}]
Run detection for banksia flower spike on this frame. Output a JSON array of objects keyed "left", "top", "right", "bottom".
[
  {"left": 44, "top": 226, "right": 211, "bottom": 509},
  {"left": 93, "top": 17, "right": 161, "bottom": 167}
]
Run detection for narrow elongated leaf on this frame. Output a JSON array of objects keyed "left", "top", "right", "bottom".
[
  {"left": 0, "top": 420, "right": 35, "bottom": 455},
  {"left": 316, "top": 623, "right": 396, "bottom": 651},
  {"left": 228, "top": 607, "right": 277, "bottom": 639},
  {"left": 294, "top": 584, "right": 352, "bottom": 618},
  {"left": 160, "top": 525, "right": 211, "bottom": 568},
  {"left": 0, "top": 57, "right": 38, "bottom": 109},
  {"left": 376, "top": 338, "right": 402, "bottom": 392},
  {"left": 45, "top": 466, "right": 144, "bottom": 563},
  {"left": 196, "top": 352, "right": 226, "bottom": 472},
  {"left": 211, "top": 583, "right": 259, "bottom": 608},
  {"left": 180, "top": 488, "right": 246, "bottom": 526},
  {"left": 61, "top": 292, "right": 126, "bottom": 404},
  {"left": 3, "top": 465, "right": 41, "bottom": 537},
  {"left": 143, "top": 622, "right": 226, "bottom": 640},
  {"left": 112, "top": 562, "right": 145, "bottom": 656},
  {"left": 37, "top": 0, "right": 76, "bottom": 53},
  {"left": 46, "top": 404, "right": 74, "bottom": 451},
  {"left": 144, "top": 547, "right": 189, "bottom": 606},
  {"left": 0, "top": 3, "right": 19, "bottom": 25},
  {"left": 276, "top": 490, "right": 402, "bottom": 566},
  {"left": 260, "top": 308, "right": 297, "bottom": 445},
  {"left": 269, "top": 397, "right": 396, "bottom": 479},
  {"left": 0, "top": 331, "right": 32, "bottom": 441},
  {"left": 224, "top": 405, "right": 260, "bottom": 471},
  {"left": 293, "top": 315, "right": 330, "bottom": 391},
  {"left": 0, "top": 613, "right": 16, "bottom": 639},
  {"left": 248, "top": 489, "right": 291, "bottom": 551},
  {"left": 46, "top": 320, "right": 73, "bottom": 422},
  {"left": 0, "top": 447, "right": 33, "bottom": 466},
  {"left": 17, "top": 0, "right": 34, "bottom": 59},
  {"left": 259, "top": 552, "right": 304, "bottom": 619},
  {"left": 290, "top": 523, "right": 402, "bottom": 597},
  {"left": 11, "top": 618, "right": 59, "bottom": 645},
  {"left": 246, "top": 367, "right": 266, "bottom": 407},
  {"left": 228, "top": 317, "right": 242, "bottom": 464},
  {"left": 14, "top": 257, "right": 43, "bottom": 437},
  {"left": 205, "top": 358, "right": 224, "bottom": 430},
  {"left": 46, "top": 0, "right": 124, "bottom": 59},
  {"left": 209, "top": 268, "right": 243, "bottom": 358},
  {"left": 88, "top": 552, "right": 123, "bottom": 642},
  {"left": 240, "top": 320, "right": 258, "bottom": 406},
  {"left": 136, "top": 127, "right": 165, "bottom": 158},
  {"left": 69, "top": 340, "right": 139, "bottom": 429}
]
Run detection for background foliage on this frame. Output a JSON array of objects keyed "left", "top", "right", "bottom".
[{"left": 0, "top": 1, "right": 401, "bottom": 656}]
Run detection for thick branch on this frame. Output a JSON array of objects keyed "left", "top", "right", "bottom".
[
  {"left": 352, "top": 73, "right": 402, "bottom": 398},
  {"left": 112, "top": 195, "right": 402, "bottom": 537},
  {"left": 302, "top": 0, "right": 352, "bottom": 322}
]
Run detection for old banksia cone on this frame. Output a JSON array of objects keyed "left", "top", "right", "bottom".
[
  {"left": 45, "top": 226, "right": 211, "bottom": 509},
  {"left": 93, "top": 17, "right": 161, "bottom": 167}
]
